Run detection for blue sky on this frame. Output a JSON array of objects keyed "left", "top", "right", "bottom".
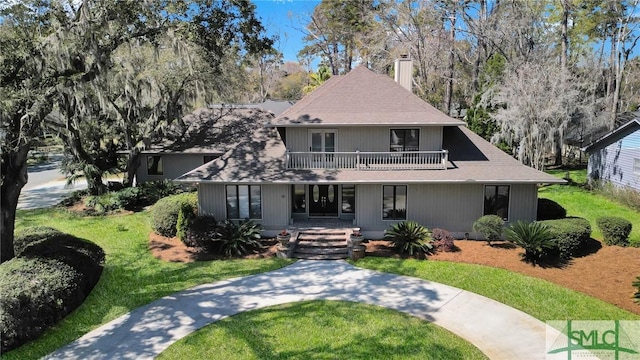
[{"left": 252, "top": 0, "right": 320, "bottom": 62}]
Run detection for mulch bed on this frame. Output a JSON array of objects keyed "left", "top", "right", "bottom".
[{"left": 150, "top": 234, "right": 640, "bottom": 315}]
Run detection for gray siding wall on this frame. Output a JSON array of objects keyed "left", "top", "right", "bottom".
[
  {"left": 137, "top": 154, "right": 212, "bottom": 184},
  {"left": 355, "top": 183, "right": 538, "bottom": 233},
  {"left": 198, "top": 183, "right": 226, "bottom": 218},
  {"left": 588, "top": 128, "right": 640, "bottom": 190},
  {"left": 285, "top": 126, "right": 443, "bottom": 152},
  {"left": 199, "top": 182, "right": 538, "bottom": 235},
  {"left": 198, "top": 183, "right": 290, "bottom": 230},
  {"left": 261, "top": 184, "right": 290, "bottom": 229}
]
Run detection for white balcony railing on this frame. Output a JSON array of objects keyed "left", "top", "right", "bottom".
[{"left": 285, "top": 150, "right": 448, "bottom": 170}]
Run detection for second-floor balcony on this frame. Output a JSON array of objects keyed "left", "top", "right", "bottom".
[{"left": 285, "top": 150, "right": 449, "bottom": 170}]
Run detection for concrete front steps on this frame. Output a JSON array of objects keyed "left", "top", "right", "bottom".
[{"left": 293, "top": 229, "right": 349, "bottom": 260}]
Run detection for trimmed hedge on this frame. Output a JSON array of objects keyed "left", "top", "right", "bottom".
[
  {"left": 0, "top": 228, "right": 105, "bottom": 353},
  {"left": 13, "top": 226, "right": 64, "bottom": 256},
  {"left": 150, "top": 192, "right": 198, "bottom": 237},
  {"left": 539, "top": 217, "right": 591, "bottom": 259},
  {"left": 596, "top": 216, "right": 632, "bottom": 246},
  {"left": 536, "top": 198, "right": 566, "bottom": 220}
]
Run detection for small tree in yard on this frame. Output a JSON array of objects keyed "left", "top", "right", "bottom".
[
  {"left": 634, "top": 276, "right": 640, "bottom": 304},
  {"left": 473, "top": 215, "right": 504, "bottom": 246},
  {"left": 505, "top": 221, "right": 555, "bottom": 263}
]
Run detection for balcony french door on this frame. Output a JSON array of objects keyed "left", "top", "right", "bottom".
[{"left": 309, "top": 129, "right": 336, "bottom": 167}]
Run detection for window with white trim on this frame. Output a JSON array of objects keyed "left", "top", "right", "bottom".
[
  {"left": 226, "top": 185, "right": 261, "bottom": 219},
  {"left": 390, "top": 129, "right": 420, "bottom": 152},
  {"left": 483, "top": 185, "right": 510, "bottom": 221},
  {"left": 634, "top": 159, "right": 640, "bottom": 175},
  {"left": 383, "top": 185, "right": 407, "bottom": 220}
]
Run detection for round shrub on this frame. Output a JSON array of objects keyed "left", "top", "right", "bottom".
[
  {"left": 150, "top": 192, "right": 198, "bottom": 237},
  {"left": 472, "top": 215, "right": 504, "bottom": 245},
  {"left": 184, "top": 215, "right": 219, "bottom": 250},
  {"left": 14, "top": 226, "right": 64, "bottom": 256},
  {"left": 176, "top": 203, "right": 196, "bottom": 246},
  {"left": 0, "top": 229, "right": 104, "bottom": 353},
  {"left": 596, "top": 216, "right": 632, "bottom": 246},
  {"left": 539, "top": 217, "right": 591, "bottom": 259},
  {"left": 431, "top": 228, "right": 455, "bottom": 252},
  {"left": 536, "top": 198, "right": 566, "bottom": 220}
]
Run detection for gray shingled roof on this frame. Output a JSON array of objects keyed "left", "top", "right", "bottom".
[
  {"left": 141, "top": 107, "right": 272, "bottom": 154},
  {"left": 270, "top": 66, "right": 465, "bottom": 127},
  {"left": 174, "top": 125, "right": 563, "bottom": 184}
]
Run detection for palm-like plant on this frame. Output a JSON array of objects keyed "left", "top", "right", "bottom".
[
  {"left": 633, "top": 276, "right": 640, "bottom": 304},
  {"left": 504, "top": 221, "right": 555, "bottom": 262},
  {"left": 384, "top": 221, "right": 433, "bottom": 256},
  {"left": 215, "top": 220, "right": 263, "bottom": 258}
]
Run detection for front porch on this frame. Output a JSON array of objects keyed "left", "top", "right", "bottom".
[{"left": 280, "top": 219, "right": 361, "bottom": 260}]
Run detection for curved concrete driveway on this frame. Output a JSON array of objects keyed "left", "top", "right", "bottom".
[{"left": 46, "top": 260, "right": 554, "bottom": 360}]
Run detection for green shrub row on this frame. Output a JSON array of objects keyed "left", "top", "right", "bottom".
[
  {"left": 150, "top": 192, "right": 198, "bottom": 237},
  {"left": 1, "top": 229, "right": 105, "bottom": 353},
  {"left": 596, "top": 216, "right": 632, "bottom": 246},
  {"left": 60, "top": 180, "right": 189, "bottom": 213},
  {"left": 539, "top": 217, "right": 591, "bottom": 259}
]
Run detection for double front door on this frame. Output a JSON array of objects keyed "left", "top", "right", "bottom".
[{"left": 309, "top": 184, "right": 338, "bottom": 217}]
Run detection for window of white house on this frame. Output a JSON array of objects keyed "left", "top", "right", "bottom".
[
  {"left": 383, "top": 185, "right": 407, "bottom": 220},
  {"left": 291, "top": 185, "right": 306, "bottom": 213},
  {"left": 203, "top": 155, "right": 216, "bottom": 164},
  {"left": 342, "top": 185, "right": 355, "bottom": 213},
  {"left": 483, "top": 185, "right": 510, "bottom": 221},
  {"left": 147, "top": 156, "right": 163, "bottom": 175},
  {"left": 390, "top": 129, "right": 420, "bottom": 152},
  {"left": 226, "top": 185, "right": 261, "bottom": 219},
  {"left": 634, "top": 159, "right": 640, "bottom": 174}
]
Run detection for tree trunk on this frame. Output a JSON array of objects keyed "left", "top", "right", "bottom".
[
  {"left": 554, "top": 0, "right": 569, "bottom": 166},
  {"left": 124, "top": 149, "right": 141, "bottom": 188},
  {"left": 0, "top": 143, "right": 30, "bottom": 263},
  {"left": 444, "top": 10, "right": 456, "bottom": 116}
]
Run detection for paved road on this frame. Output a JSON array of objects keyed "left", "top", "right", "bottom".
[
  {"left": 18, "top": 155, "right": 88, "bottom": 210},
  {"left": 45, "top": 260, "right": 559, "bottom": 360}
]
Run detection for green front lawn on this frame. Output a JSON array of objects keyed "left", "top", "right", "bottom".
[
  {"left": 354, "top": 258, "right": 639, "bottom": 321},
  {"left": 5, "top": 209, "right": 293, "bottom": 360},
  {"left": 158, "top": 301, "right": 487, "bottom": 360},
  {"left": 540, "top": 169, "right": 640, "bottom": 246},
  {"left": 7, "top": 197, "right": 640, "bottom": 359}
]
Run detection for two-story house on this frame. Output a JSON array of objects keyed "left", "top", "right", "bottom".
[{"left": 175, "top": 60, "right": 563, "bottom": 238}]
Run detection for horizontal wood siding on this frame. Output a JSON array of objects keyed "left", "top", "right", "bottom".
[
  {"left": 285, "top": 126, "right": 443, "bottom": 153},
  {"left": 137, "top": 154, "right": 212, "bottom": 184},
  {"left": 588, "top": 128, "right": 640, "bottom": 190},
  {"left": 198, "top": 183, "right": 226, "bottom": 218},
  {"left": 261, "top": 184, "right": 290, "bottom": 229}
]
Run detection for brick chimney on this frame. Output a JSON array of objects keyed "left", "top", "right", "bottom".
[{"left": 394, "top": 55, "right": 413, "bottom": 92}]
